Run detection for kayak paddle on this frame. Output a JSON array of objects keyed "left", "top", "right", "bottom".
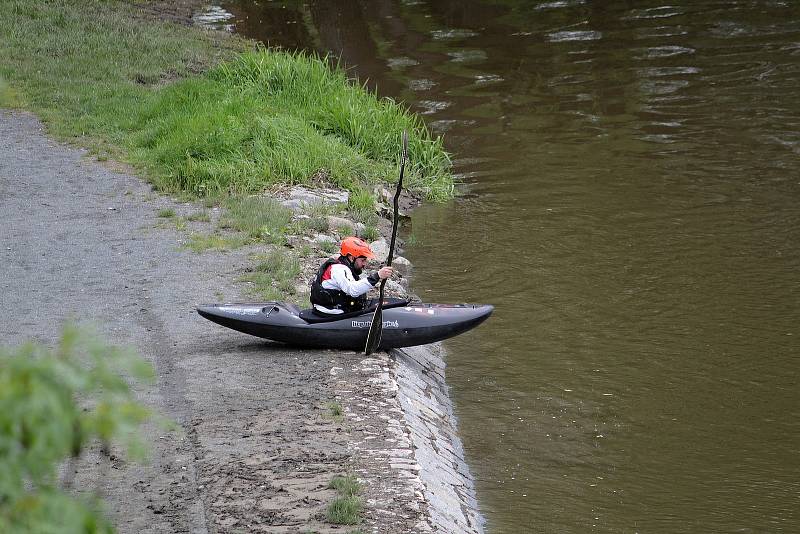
[{"left": 364, "top": 130, "right": 408, "bottom": 355}]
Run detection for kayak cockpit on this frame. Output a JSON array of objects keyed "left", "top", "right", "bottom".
[{"left": 297, "top": 298, "right": 411, "bottom": 324}]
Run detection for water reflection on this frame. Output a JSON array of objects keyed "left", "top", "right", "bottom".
[
  {"left": 192, "top": 5, "right": 235, "bottom": 31},
  {"left": 217, "top": 0, "right": 800, "bottom": 532}
]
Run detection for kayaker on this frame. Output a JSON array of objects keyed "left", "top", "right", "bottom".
[{"left": 311, "top": 236, "right": 393, "bottom": 315}]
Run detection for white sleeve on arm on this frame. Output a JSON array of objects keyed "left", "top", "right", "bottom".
[{"left": 327, "top": 264, "right": 374, "bottom": 297}]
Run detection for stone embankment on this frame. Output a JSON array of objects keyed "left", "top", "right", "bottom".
[
  {"left": 331, "top": 344, "right": 484, "bottom": 534},
  {"left": 393, "top": 345, "right": 484, "bottom": 533}
]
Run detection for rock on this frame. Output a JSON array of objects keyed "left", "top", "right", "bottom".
[
  {"left": 392, "top": 256, "right": 412, "bottom": 275},
  {"left": 327, "top": 215, "right": 351, "bottom": 229},
  {"left": 374, "top": 185, "right": 393, "bottom": 204},
  {"left": 281, "top": 199, "right": 305, "bottom": 211},
  {"left": 369, "top": 239, "right": 389, "bottom": 262},
  {"left": 327, "top": 215, "right": 364, "bottom": 234},
  {"left": 398, "top": 277, "right": 410, "bottom": 291},
  {"left": 385, "top": 279, "right": 408, "bottom": 298},
  {"left": 281, "top": 186, "right": 349, "bottom": 212},
  {"left": 372, "top": 184, "right": 417, "bottom": 218},
  {"left": 313, "top": 234, "right": 337, "bottom": 245},
  {"left": 285, "top": 235, "right": 303, "bottom": 249},
  {"left": 327, "top": 216, "right": 365, "bottom": 236}
]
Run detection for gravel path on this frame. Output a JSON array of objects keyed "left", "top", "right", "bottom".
[{"left": 0, "top": 110, "right": 430, "bottom": 533}]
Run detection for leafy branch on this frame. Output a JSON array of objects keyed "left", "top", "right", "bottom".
[{"left": 0, "top": 323, "right": 156, "bottom": 533}]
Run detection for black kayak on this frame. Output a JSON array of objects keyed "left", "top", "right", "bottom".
[{"left": 197, "top": 298, "right": 493, "bottom": 350}]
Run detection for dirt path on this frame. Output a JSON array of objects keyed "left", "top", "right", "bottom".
[{"left": 0, "top": 110, "right": 430, "bottom": 532}]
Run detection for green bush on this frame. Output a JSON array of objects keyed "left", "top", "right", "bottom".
[{"left": 0, "top": 324, "right": 155, "bottom": 533}]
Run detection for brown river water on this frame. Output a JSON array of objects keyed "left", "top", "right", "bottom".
[{"left": 198, "top": 1, "right": 800, "bottom": 531}]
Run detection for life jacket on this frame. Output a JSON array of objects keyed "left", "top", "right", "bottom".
[{"left": 310, "top": 256, "right": 368, "bottom": 313}]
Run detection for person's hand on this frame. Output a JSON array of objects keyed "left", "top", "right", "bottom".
[{"left": 378, "top": 266, "right": 394, "bottom": 280}]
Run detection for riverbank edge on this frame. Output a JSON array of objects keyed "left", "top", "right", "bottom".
[
  {"left": 2, "top": 2, "right": 484, "bottom": 532},
  {"left": 392, "top": 345, "right": 485, "bottom": 533},
  {"left": 120, "top": 6, "right": 485, "bottom": 532}
]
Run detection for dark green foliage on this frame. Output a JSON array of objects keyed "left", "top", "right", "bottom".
[{"left": 0, "top": 324, "right": 155, "bottom": 533}]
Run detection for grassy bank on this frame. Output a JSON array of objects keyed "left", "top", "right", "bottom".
[
  {"left": 0, "top": 0, "right": 245, "bottom": 157},
  {"left": 0, "top": 0, "right": 453, "bottom": 200}
]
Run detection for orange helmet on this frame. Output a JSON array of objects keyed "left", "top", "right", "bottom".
[{"left": 340, "top": 236, "right": 375, "bottom": 259}]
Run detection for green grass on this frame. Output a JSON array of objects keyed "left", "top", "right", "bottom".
[
  {"left": 297, "top": 244, "right": 314, "bottom": 257},
  {"left": 183, "top": 233, "right": 248, "bottom": 253},
  {"left": 202, "top": 195, "right": 224, "bottom": 209},
  {"left": 320, "top": 239, "right": 338, "bottom": 254},
  {"left": 186, "top": 211, "right": 211, "bottom": 222},
  {"left": 326, "top": 401, "right": 344, "bottom": 421},
  {"left": 360, "top": 225, "right": 379, "bottom": 241},
  {"left": 0, "top": 0, "right": 245, "bottom": 159},
  {"left": 337, "top": 224, "right": 355, "bottom": 237},
  {"left": 326, "top": 475, "right": 362, "bottom": 525},
  {"left": 348, "top": 188, "right": 378, "bottom": 226},
  {"left": 307, "top": 201, "right": 346, "bottom": 218},
  {"left": 329, "top": 475, "right": 361, "bottom": 496},
  {"left": 327, "top": 497, "right": 362, "bottom": 525},
  {"left": 291, "top": 216, "right": 329, "bottom": 235},
  {"left": 219, "top": 196, "right": 293, "bottom": 242},
  {"left": 239, "top": 249, "right": 301, "bottom": 300},
  {"left": 129, "top": 51, "right": 453, "bottom": 198},
  {"left": 0, "top": 76, "right": 21, "bottom": 107},
  {"left": 0, "top": 0, "right": 453, "bottom": 201},
  {"left": 156, "top": 208, "right": 175, "bottom": 218}
]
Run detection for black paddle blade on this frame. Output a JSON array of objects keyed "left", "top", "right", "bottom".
[{"left": 364, "top": 304, "right": 383, "bottom": 355}]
